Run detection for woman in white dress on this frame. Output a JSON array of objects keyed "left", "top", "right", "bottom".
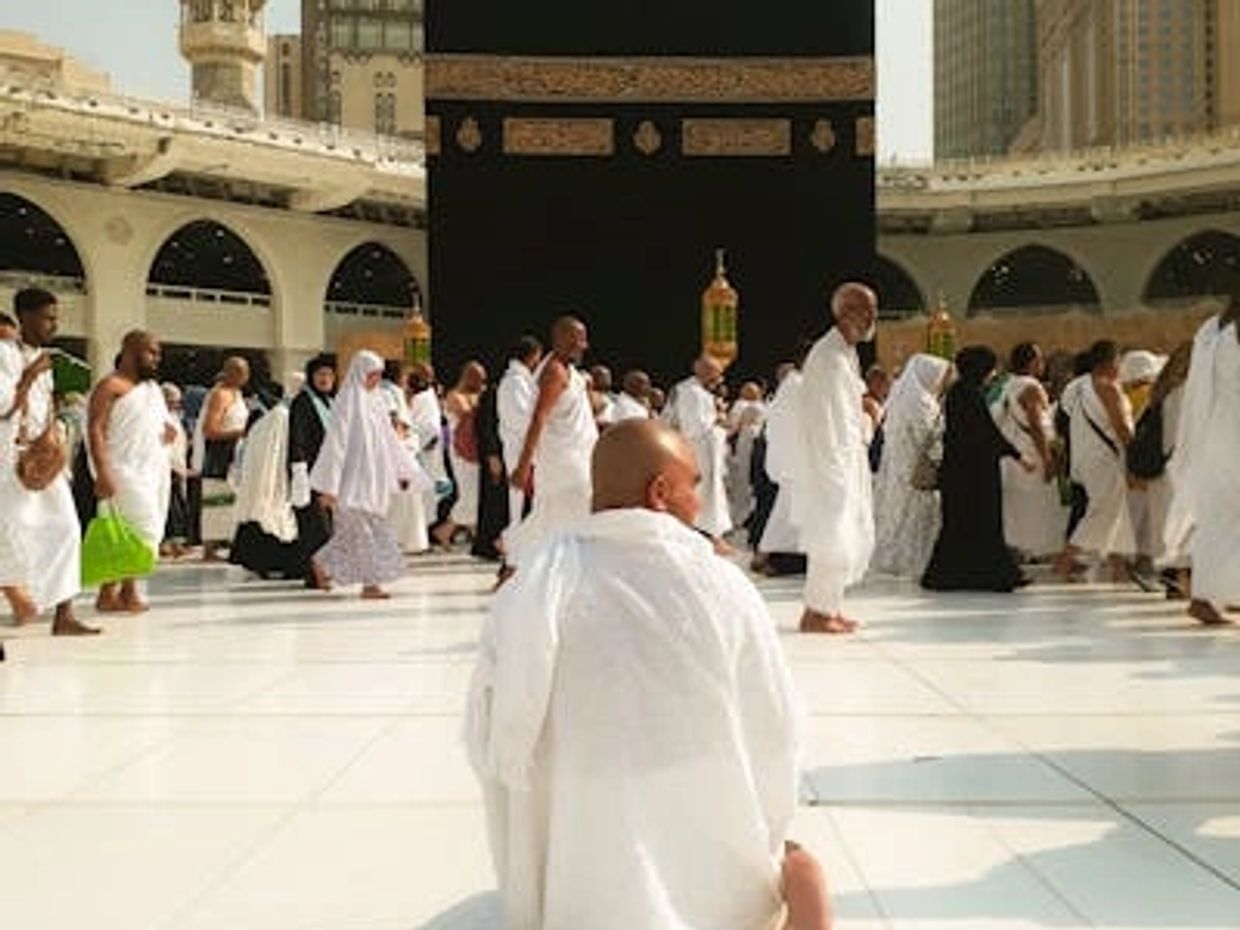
[
  {"left": 871, "top": 353, "right": 951, "bottom": 579},
  {"left": 993, "top": 343, "right": 1067, "bottom": 560}
]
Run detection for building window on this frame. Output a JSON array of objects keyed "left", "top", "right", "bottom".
[
  {"left": 384, "top": 20, "right": 413, "bottom": 50},
  {"left": 330, "top": 16, "right": 354, "bottom": 48},
  {"left": 280, "top": 63, "right": 292, "bottom": 114},
  {"left": 358, "top": 16, "right": 384, "bottom": 49}
]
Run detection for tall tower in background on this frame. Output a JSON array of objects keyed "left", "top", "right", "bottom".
[
  {"left": 1036, "top": 0, "right": 1240, "bottom": 152},
  {"left": 297, "top": 0, "right": 424, "bottom": 136},
  {"left": 934, "top": 0, "right": 1039, "bottom": 158},
  {"left": 179, "top": 0, "right": 268, "bottom": 112}
]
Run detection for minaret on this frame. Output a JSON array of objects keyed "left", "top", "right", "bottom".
[{"left": 179, "top": 0, "right": 267, "bottom": 112}]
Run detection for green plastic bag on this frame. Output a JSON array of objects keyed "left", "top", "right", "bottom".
[{"left": 81, "top": 502, "right": 157, "bottom": 588}]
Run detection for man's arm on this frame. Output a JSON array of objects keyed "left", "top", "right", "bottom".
[
  {"left": 510, "top": 360, "right": 568, "bottom": 489},
  {"left": 1098, "top": 380, "right": 1134, "bottom": 446},
  {"left": 1018, "top": 383, "right": 1054, "bottom": 480},
  {"left": 87, "top": 377, "right": 122, "bottom": 500},
  {"left": 0, "top": 351, "right": 53, "bottom": 422}
]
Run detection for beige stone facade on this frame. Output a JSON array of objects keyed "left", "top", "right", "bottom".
[
  {"left": 179, "top": 0, "right": 267, "bottom": 112},
  {"left": 264, "top": 34, "right": 303, "bottom": 119},
  {"left": 0, "top": 29, "right": 110, "bottom": 93},
  {"left": 934, "top": 0, "right": 1039, "bottom": 158},
  {"left": 1036, "top": 0, "right": 1240, "bottom": 152}
]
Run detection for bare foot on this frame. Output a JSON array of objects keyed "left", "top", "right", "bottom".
[
  {"left": 6, "top": 589, "right": 39, "bottom": 626},
  {"left": 309, "top": 560, "right": 333, "bottom": 592},
  {"left": 1052, "top": 553, "right": 1087, "bottom": 582},
  {"left": 800, "top": 610, "right": 858, "bottom": 635},
  {"left": 95, "top": 592, "right": 128, "bottom": 614},
  {"left": 360, "top": 585, "right": 392, "bottom": 600},
  {"left": 121, "top": 597, "right": 150, "bottom": 614},
  {"left": 52, "top": 615, "right": 101, "bottom": 636},
  {"left": 712, "top": 537, "right": 736, "bottom": 558},
  {"left": 1188, "top": 600, "right": 1231, "bottom": 626}
]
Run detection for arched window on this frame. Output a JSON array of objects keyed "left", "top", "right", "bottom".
[
  {"left": 326, "top": 242, "right": 420, "bottom": 321},
  {"left": 969, "top": 245, "right": 1100, "bottom": 316},
  {"left": 0, "top": 192, "right": 87, "bottom": 292},
  {"left": 148, "top": 220, "right": 271, "bottom": 306},
  {"left": 870, "top": 254, "right": 926, "bottom": 318},
  {"left": 1144, "top": 230, "right": 1240, "bottom": 305}
]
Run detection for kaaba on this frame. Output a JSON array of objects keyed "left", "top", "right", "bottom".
[{"left": 426, "top": 1, "right": 875, "bottom": 384}]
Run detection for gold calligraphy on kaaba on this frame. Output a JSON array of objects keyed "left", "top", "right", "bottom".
[
  {"left": 681, "top": 119, "right": 793, "bottom": 157},
  {"left": 855, "top": 116, "right": 876, "bottom": 157},
  {"left": 426, "top": 55, "right": 875, "bottom": 103},
  {"left": 502, "top": 118, "right": 616, "bottom": 156},
  {"left": 425, "top": 116, "right": 441, "bottom": 156}
]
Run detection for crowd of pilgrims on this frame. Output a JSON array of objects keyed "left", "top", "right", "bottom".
[{"left": 2, "top": 284, "right": 1238, "bottom": 651}]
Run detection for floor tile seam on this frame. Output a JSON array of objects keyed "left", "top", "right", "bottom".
[
  {"left": 816, "top": 803, "right": 895, "bottom": 928},
  {"left": 304, "top": 714, "right": 410, "bottom": 807},
  {"left": 965, "top": 801, "right": 1096, "bottom": 925},
  {"left": 982, "top": 723, "right": 1240, "bottom": 897},
  {"left": 157, "top": 802, "right": 309, "bottom": 930}
]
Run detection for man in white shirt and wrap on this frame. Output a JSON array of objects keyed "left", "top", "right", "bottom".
[
  {"left": 467, "top": 418, "right": 832, "bottom": 930},
  {"left": 1167, "top": 298, "right": 1240, "bottom": 626},
  {"left": 793, "top": 284, "right": 878, "bottom": 635},
  {"left": 497, "top": 335, "right": 543, "bottom": 532},
  {"left": 87, "top": 330, "right": 173, "bottom": 613},
  {"left": 669, "top": 355, "right": 733, "bottom": 540},
  {"left": 0, "top": 288, "right": 97, "bottom": 635},
  {"left": 505, "top": 316, "right": 598, "bottom": 570}
]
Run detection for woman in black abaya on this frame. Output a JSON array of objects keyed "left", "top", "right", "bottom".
[
  {"left": 288, "top": 355, "right": 336, "bottom": 586},
  {"left": 922, "top": 346, "right": 1031, "bottom": 593}
]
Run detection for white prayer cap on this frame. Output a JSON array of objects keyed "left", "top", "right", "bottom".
[
  {"left": 1119, "top": 350, "right": 1167, "bottom": 385},
  {"left": 283, "top": 370, "right": 306, "bottom": 397},
  {"left": 161, "top": 382, "right": 182, "bottom": 404}
]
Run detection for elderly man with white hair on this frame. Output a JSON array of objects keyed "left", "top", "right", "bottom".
[{"left": 793, "top": 283, "right": 879, "bottom": 635}]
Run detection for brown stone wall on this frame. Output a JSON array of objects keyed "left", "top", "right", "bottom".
[{"left": 877, "top": 304, "right": 1219, "bottom": 372}]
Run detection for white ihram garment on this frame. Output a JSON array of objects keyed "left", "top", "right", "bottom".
[
  {"left": 96, "top": 380, "right": 173, "bottom": 548},
  {"left": 408, "top": 387, "right": 447, "bottom": 519},
  {"left": 993, "top": 375, "right": 1068, "bottom": 557},
  {"left": 505, "top": 361, "right": 598, "bottom": 568},
  {"left": 871, "top": 354, "right": 948, "bottom": 579},
  {"left": 465, "top": 508, "right": 801, "bottom": 930},
  {"left": 1149, "top": 386, "right": 1188, "bottom": 566},
  {"left": 387, "top": 433, "right": 433, "bottom": 553},
  {"left": 758, "top": 372, "right": 803, "bottom": 554},
  {"left": 0, "top": 343, "right": 79, "bottom": 609},
  {"left": 447, "top": 404, "right": 480, "bottom": 528},
  {"left": 610, "top": 392, "right": 650, "bottom": 423},
  {"left": 1168, "top": 317, "right": 1240, "bottom": 605},
  {"left": 672, "top": 377, "right": 732, "bottom": 537},
  {"left": 1067, "top": 378, "right": 1135, "bottom": 557},
  {"left": 231, "top": 405, "right": 297, "bottom": 544},
  {"left": 498, "top": 360, "right": 538, "bottom": 531},
  {"left": 793, "top": 330, "right": 874, "bottom": 614}
]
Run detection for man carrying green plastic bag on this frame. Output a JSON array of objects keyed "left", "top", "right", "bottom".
[{"left": 81, "top": 332, "right": 173, "bottom": 612}]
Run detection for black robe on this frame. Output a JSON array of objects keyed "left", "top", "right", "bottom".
[
  {"left": 922, "top": 380, "right": 1024, "bottom": 592},
  {"left": 288, "top": 389, "right": 334, "bottom": 578},
  {"left": 471, "top": 385, "right": 510, "bottom": 561}
]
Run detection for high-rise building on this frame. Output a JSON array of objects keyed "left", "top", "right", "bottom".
[
  {"left": 1037, "top": 0, "right": 1240, "bottom": 152},
  {"left": 264, "top": 34, "right": 303, "bottom": 119},
  {"left": 934, "top": 0, "right": 1039, "bottom": 159},
  {"left": 297, "top": 0, "right": 424, "bottom": 136},
  {"left": 179, "top": 0, "right": 267, "bottom": 112}
]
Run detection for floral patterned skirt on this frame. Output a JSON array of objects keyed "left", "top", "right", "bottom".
[{"left": 314, "top": 506, "right": 405, "bottom": 588}]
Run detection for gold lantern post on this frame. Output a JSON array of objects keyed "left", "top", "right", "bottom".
[
  {"left": 926, "top": 291, "right": 957, "bottom": 361},
  {"left": 701, "top": 248, "right": 740, "bottom": 371},
  {"left": 403, "top": 295, "right": 432, "bottom": 367}
]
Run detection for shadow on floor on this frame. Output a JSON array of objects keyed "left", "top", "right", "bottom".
[{"left": 415, "top": 891, "right": 503, "bottom": 930}]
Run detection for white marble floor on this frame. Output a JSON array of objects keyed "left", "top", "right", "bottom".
[{"left": 1, "top": 556, "right": 1238, "bottom": 930}]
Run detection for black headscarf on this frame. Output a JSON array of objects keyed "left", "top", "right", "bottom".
[
  {"left": 303, "top": 354, "right": 337, "bottom": 403},
  {"left": 955, "top": 346, "right": 998, "bottom": 389}
]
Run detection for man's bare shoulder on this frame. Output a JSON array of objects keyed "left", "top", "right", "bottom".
[{"left": 93, "top": 373, "right": 135, "bottom": 400}]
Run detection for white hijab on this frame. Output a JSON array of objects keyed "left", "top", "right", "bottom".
[
  {"left": 886, "top": 354, "right": 950, "bottom": 432},
  {"left": 310, "top": 351, "right": 414, "bottom": 516}
]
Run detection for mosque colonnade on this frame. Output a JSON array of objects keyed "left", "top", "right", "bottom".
[{"left": 0, "top": 169, "right": 427, "bottom": 377}]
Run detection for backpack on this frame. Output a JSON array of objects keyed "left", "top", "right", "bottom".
[{"left": 1127, "top": 401, "right": 1169, "bottom": 480}]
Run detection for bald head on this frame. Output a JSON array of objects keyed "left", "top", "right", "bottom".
[
  {"left": 221, "top": 355, "right": 251, "bottom": 389},
  {"left": 119, "top": 329, "right": 161, "bottom": 382},
  {"left": 592, "top": 419, "right": 700, "bottom": 525},
  {"left": 693, "top": 355, "right": 724, "bottom": 390},
  {"left": 551, "top": 315, "right": 589, "bottom": 364}
]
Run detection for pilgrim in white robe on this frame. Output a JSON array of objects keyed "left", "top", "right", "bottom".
[
  {"left": 610, "top": 391, "right": 651, "bottom": 423},
  {"left": 670, "top": 377, "right": 732, "bottom": 538},
  {"left": 311, "top": 352, "right": 415, "bottom": 587},
  {"left": 466, "top": 508, "right": 802, "bottom": 930},
  {"left": 993, "top": 375, "right": 1068, "bottom": 558},
  {"left": 1167, "top": 316, "right": 1240, "bottom": 606},
  {"left": 1066, "top": 378, "right": 1135, "bottom": 558},
  {"left": 497, "top": 359, "right": 538, "bottom": 531},
  {"left": 95, "top": 380, "right": 173, "bottom": 549},
  {"left": 726, "top": 398, "right": 766, "bottom": 531},
  {"left": 447, "top": 402, "right": 480, "bottom": 529},
  {"left": 387, "top": 431, "right": 434, "bottom": 554},
  {"left": 0, "top": 342, "right": 79, "bottom": 610},
  {"left": 504, "top": 361, "right": 598, "bottom": 569},
  {"left": 1149, "top": 385, "right": 1188, "bottom": 567},
  {"left": 793, "top": 330, "right": 874, "bottom": 615},
  {"left": 871, "top": 355, "right": 948, "bottom": 579},
  {"left": 758, "top": 371, "right": 804, "bottom": 555},
  {"left": 408, "top": 386, "right": 448, "bottom": 520}
]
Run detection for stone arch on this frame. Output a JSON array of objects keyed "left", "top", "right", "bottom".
[
  {"left": 147, "top": 218, "right": 272, "bottom": 305},
  {"left": 870, "top": 253, "right": 927, "bottom": 317},
  {"left": 1143, "top": 229, "right": 1240, "bottom": 305},
  {"left": 325, "top": 241, "right": 422, "bottom": 320},
  {"left": 968, "top": 243, "right": 1101, "bottom": 316},
  {"left": 0, "top": 190, "right": 89, "bottom": 292}
]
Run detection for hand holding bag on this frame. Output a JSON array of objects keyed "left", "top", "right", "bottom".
[{"left": 81, "top": 501, "right": 157, "bottom": 588}]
